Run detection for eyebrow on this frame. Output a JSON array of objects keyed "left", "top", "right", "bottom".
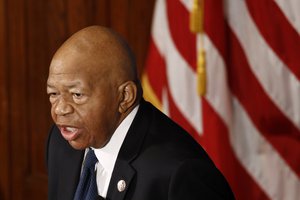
[
  {"left": 47, "top": 81, "right": 85, "bottom": 90},
  {"left": 46, "top": 84, "right": 55, "bottom": 89}
]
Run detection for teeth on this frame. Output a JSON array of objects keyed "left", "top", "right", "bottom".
[{"left": 66, "top": 127, "right": 77, "bottom": 132}]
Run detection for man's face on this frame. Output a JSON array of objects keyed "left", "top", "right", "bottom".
[{"left": 47, "top": 51, "right": 121, "bottom": 150}]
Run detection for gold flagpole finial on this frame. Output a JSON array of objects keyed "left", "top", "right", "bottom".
[{"left": 190, "top": 0, "right": 206, "bottom": 96}]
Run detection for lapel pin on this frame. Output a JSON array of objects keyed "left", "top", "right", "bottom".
[{"left": 117, "top": 180, "right": 126, "bottom": 192}]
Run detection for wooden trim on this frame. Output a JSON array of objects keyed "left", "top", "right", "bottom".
[{"left": 0, "top": 0, "right": 10, "bottom": 199}]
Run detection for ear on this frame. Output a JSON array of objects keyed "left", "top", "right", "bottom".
[{"left": 118, "top": 81, "right": 137, "bottom": 113}]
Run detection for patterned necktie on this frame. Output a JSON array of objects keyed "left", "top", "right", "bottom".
[{"left": 74, "top": 149, "right": 99, "bottom": 200}]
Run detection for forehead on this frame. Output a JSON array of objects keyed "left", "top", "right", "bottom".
[
  {"left": 48, "top": 57, "right": 96, "bottom": 85},
  {"left": 50, "top": 49, "right": 92, "bottom": 72},
  {"left": 47, "top": 71, "right": 92, "bottom": 89},
  {"left": 47, "top": 37, "right": 116, "bottom": 89},
  {"left": 47, "top": 60, "right": 112, "bottom": 93},
  {"left": 49, "top": 48, "right": 96, "bottom": 76}
]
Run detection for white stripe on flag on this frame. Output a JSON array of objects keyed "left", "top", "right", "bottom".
[
  {"left": 231, "top": 98, "right": 300, "bottom": 200},
  {"left": 204, "top": 33, "right": 300, "bottom": 200},
  {"left": 152, "top": 0, "right": 203, "bottom": 134},
  {"left": 147, "top": 0, "right": 300, "bottom": 199},
  {"left": 202, "top": 34, "right": 232, "bottom": 127},
  {"left": 227, "top": 0, "right": 300, "bottom": 130},
  {"left": 274, "top": 0, "right": 300, "bottom": 34},
  {"left": 180, "top": 0, "right": 193, "bottom": 11}
]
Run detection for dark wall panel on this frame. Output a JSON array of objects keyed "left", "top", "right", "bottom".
[{"left": 0, "top": 0, "right": 9, "bottom": 199}]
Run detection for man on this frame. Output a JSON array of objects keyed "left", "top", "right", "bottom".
[{"left": 46, "top": 26, "right": 235, "bottom": 200}]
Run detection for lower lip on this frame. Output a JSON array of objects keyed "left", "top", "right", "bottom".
[{"left": 59, "top": 127, "right": 81, "bottom": 141}]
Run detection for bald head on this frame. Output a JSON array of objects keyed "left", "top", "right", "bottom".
[
  {"left": 51, "top": 26, "right": 138, "bottom": 84},
  {"left": 47, "top": 26, "right": 142, "bottom": 149}
]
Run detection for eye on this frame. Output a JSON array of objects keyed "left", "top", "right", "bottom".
[
  {"left": 49, "top": 92, "right": 58, "bottom": 97},
  {"left": 47, "top": 91, "right": 59, "bottom": 103},
  {"left": 72, "top": 92, "right": 88, "bottom": 104},
  {"left": 47, "top": 90, "right": 59, "bottom": 98},
  {"left": 73, "top": 93, "right": 83, "bottom": 99}
]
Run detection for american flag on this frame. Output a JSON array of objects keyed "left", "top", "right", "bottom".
[{"left": 142, "top": 0, "right": 300, "bottom": 199}]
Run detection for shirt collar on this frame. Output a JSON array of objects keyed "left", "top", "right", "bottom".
[{"left": 93, "top": 105, "right": 139, "bottom": 175}]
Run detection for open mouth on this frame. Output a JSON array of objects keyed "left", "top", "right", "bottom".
[{"left": 59, "top": 125, "right": 81, "bottom": 141}]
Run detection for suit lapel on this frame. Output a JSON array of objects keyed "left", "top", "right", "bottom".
[
  {"left": 106, "top": 100, "right": 152, "bottom": 200},
  {"left": 106, "top": 160, "right": 135, "bottom": 200},
  {"left": 117, "top": 99, "right": 152, "bottom": 162}
]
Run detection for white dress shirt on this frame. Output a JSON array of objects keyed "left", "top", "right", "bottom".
[{"left": 86, "top": 105, "right": 139, "bottom": 198}]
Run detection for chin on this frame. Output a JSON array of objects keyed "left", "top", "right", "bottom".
[{"left": 68, "top": 140, "right": 88, "bottom": 150}]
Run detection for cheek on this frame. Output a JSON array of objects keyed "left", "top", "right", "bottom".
[
  {"left": 78, "top": 93, "right": 120, "bottom": 132},
  {"left": 50, "top": 106, "right": 56, "bottom": 121},
  {"left": 84, "top": 108, "right": 107, "bottom": 129},
  {"left": 83, "top": 106, "right": 113, "bottom": 134}
]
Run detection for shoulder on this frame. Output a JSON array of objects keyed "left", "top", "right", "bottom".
[
  {"left": 138, "top": 100, "right": 212, "bottom": 162},
  {"left": 131, "top": 101, "right": 215, "bottom": 175},
  {"left": 168, "top": 159, "right": 235, "bottom": 199},
  {"left": 46, "top": 125, "right": 73, "bottom": 156},
  {"left": 46, "top": 125, "right": 83, "bottom": 164},
  {"left": 46, "top": 125, "right": 64, "bottom": 157},
  {"left": 130, "top": 101, "right": 235, "bottom": 199}
]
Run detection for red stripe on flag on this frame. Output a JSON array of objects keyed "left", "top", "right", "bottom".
[
  {"left": 204, "top": 0, "right": 228, "bottom": 59},
  {"left": 145, "top": 38, "right": 201, "bottom": 143},
  {"left": 202, "top": 99, "right": 271, "bottom": 200},
  {"left": 145, "top": 0, "right": 300, "bottom": 199},
  {"left": 166, "top": 0, "right": 197, "bottom": 71},
  {"left": 226, "top": 27, "right": 300, "bottom": 177},
  {"left": 205, "top": 0, "right": 300, "bottom": 178},
  {"left": 246, "top": 0, "right": 300, "bottom": 79},
  {"left": 166, "top": 89, "right": 202, "bottom": 143},
  {"left": 144, "top": 38, "right": 167, "bottom": 102}
]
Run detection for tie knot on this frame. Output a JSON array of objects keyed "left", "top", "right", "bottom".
[{"left": 84, "top": 149, "right": 98, "bottom": 169}]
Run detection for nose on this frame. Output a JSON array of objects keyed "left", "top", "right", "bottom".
[{"left": 54, "top": 97, "right": 73, "bottom": 116}]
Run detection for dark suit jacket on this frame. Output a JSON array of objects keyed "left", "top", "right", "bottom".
[{"left": 47, "top": 99, "right": 235, "bottom": 200}]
